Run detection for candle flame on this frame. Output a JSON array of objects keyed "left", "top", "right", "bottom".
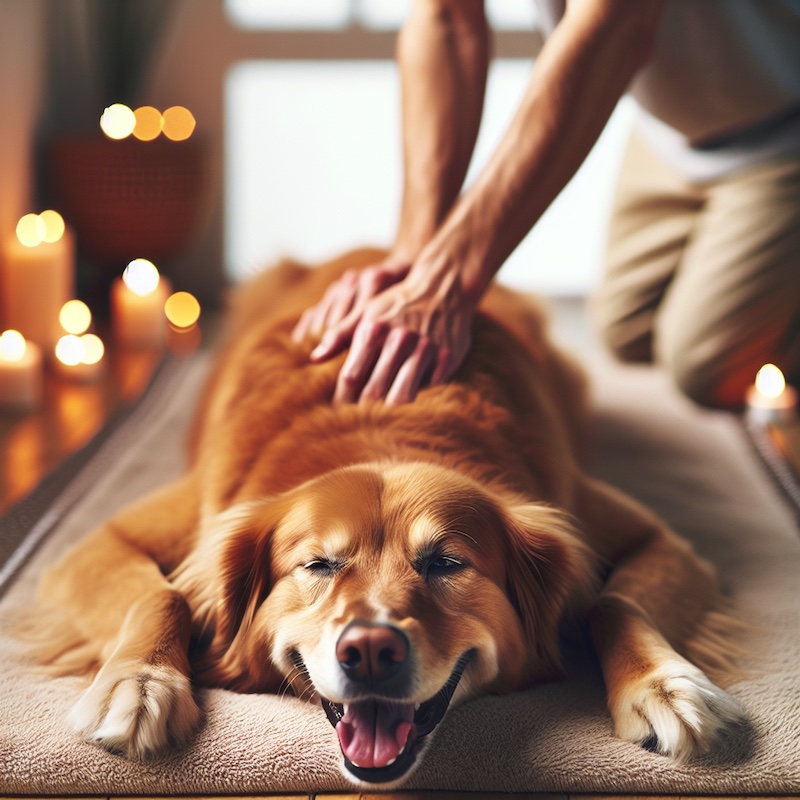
[
  {"left": 0, "top": 330, "right": 26, "bottom": 362},
  {"left": 16, "top": 213, "right": 47, "bottom": 247},
  {"left": 133, "top": 106, "right": 164, "bottom": 141},
  {"left": 754, "top": 363, "right": 786, "bottom": 399},
  {"left": 80, "top": 333, "right": 105, "bottom": 365},
  {"left": 40, "top": 210, "right": 65, "bottom": 243},
  {"left": 59, "top": 300, "right": 92, "bottom": 335},
  {"left": 55, "top": 335, "right": 85, "bottom": 367},
  {"left": 164, "top": 291, "right": 201, "bottom": 329},
  {"left": 123, "top": 258, "right": 160, "bottom": 296},
  {"left": 100, "top": 103, "right": 136, "bottom": 140},
  {"left": 162, "top": 106, "right": 196, "bottom": 141},
  {"left": 16, "top": 210, "right": 65, "bottom": 246}
]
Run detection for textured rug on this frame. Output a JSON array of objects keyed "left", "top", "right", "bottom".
[{"left": 1, "top": 352, "right": 799, "bottom": 796}]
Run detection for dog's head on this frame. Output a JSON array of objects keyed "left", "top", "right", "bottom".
[{"left": 178, "top": 462, "right": 594, "bottom": 785}]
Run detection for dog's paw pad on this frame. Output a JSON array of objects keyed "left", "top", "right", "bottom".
[
  {"left": 70, "top": 661, "right": 200, "bottom": 758},
  {"left": 612, "top": 660, "right": 744, "bottom": 762}
]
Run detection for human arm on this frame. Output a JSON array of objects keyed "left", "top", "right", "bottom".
[
  {"left": 291, "top": 0, "right": 489, "bottom": 345},
  {"left": 316, "top": 0, "right": 664, "bottom": 404}
]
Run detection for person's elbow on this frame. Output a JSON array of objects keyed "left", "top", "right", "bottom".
[{"left": 568, "top": 0, "right": 663, "bottom": 72}]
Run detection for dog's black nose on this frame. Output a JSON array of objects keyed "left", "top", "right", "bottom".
[{"left": 336, "top": 621, "right": 410, "bottom": 686}]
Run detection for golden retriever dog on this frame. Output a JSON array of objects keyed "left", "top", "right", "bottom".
[{"left": 27, "top": 248, "right": 743, "bottom": 785}]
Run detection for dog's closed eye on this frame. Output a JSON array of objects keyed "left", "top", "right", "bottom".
[
  {"left": 303, "top": 558, "right": 346, "bottom": 577},
  {"left": 414, "top": 553, "right": 469, "bottom": 582}
]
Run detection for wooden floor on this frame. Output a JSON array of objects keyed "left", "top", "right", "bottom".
[{"left": 0, "top": 794, "right": 790, "bottom": 799}]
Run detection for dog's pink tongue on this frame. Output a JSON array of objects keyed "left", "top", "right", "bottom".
[{"left": 336, "top": 700, "right": 415, "bottom": 769}]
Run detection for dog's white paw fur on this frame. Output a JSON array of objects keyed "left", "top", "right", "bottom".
[
  {"left": 611, "top": 658, "right": 744, "bottom": 762},
  {"left": 69, "top": 659, "right": 201, "bottom": 758}
]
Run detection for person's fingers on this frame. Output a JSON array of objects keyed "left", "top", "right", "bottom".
[
  {"left": 291, "top": 307, "right": 314, "bottom": 343},
  {"left": 359, "top": 327, "right": 421, "bottom": 403},
  {"left": 310, "top": 298, "right": 367, "bottom": 361},
  {"left": 319, "top": 270, "right": 359, "bottom": 331},
  {"left": 430, "top": 346, "right": 456, "bottom": 386},
  {"left": 291, "top": 271, "right": 358, "bottom": 343},
  {"left": 386, "top": 337, "right": 438, "bottom": 406},
  {"left": 333, "top": 320, "right": 389, "bottom": 404}
]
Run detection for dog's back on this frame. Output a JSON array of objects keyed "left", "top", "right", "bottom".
[{"left": 191, "top": 249, "right": 589, "bottom": 514}]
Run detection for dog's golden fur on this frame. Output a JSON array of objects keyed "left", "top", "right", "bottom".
[{"left": 25, "top": 249, "right": 743, "bottom": 784}]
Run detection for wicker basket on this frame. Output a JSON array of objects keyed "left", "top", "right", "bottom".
[{"left": 47, "top": 136, "right": 209, "bottom": 273}]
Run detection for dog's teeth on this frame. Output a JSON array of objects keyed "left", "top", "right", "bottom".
[{"left": 385, "top": 755, "right": 397, "bottom": 766}]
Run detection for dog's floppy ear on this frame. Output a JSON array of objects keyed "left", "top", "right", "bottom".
[
  {"left": 172, "top": 499, "right": 283, "bottom": 688},
  {"left": 502, "top": 502, "right": 597, "bottom": 679}
]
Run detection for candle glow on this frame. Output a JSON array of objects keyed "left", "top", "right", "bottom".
[
  {"left": 162, "top": 106, "right": 196, "bottom": 141},
  {"left": 16, "top": 214, "right": 47, "bottom": 247},
  {"left": 59, "top": 300, "right": 92, "bottom": 335},
  {"left": 100, "top": 103, "right": 136, "bottom": 140},
  {"left": 15, "top": 211, "right": 65, "bottom": 247},
  {"left": 39, "top": 210, "right": 66, "bottom": 243},
  {"left": 133, "top": 106, "right": 164, "bottom": 141},
  {"left": 80, "top": 333, "right": 105, "bottom": 365},
  {"left": 754, "top": 364, "right": 786, "bottom": 399},
  {"left": 122, "top": 258, "right": 160, "bottom": 297},
  {"left": 55, "top": 334, "right": 85, "bottom": 366},
  {"left": 164, "top": 291, "right": 201, "bottom": 329},
  {"left": 0, "top": 329, "right": 27, "bottom": 362}
]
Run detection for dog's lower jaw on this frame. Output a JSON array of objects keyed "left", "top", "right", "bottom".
[{"left": 319, "top": 650, "right": 473, "bottom": 785}]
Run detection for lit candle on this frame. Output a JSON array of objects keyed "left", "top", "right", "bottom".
[
  {"left": 745, "top": 364, "right": 798, "bottom": 425},
  {"left": 0, "top": 329, "right": 43, "bottom": 411},
  {"left": 53, "top": 333, "right": 105, "bottom": 382},
  {"left": 0, "top": 211, "right": 74, "bottom": 349},
  {"left": 111, "top": 258, "right": 170, "bottom": 348},
  {"left": 59, "top": 299, "right": 93, "bottom": 335}
]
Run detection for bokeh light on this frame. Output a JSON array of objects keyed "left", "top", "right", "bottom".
[
  {"left": 164, "top": 291, "right": 201, "bottom": 329},
  {"left": 100, "top": 103, "right": 136, "bottom": 140},
  {"left": 55, "top": 334, "right": 85, "bottom": 366},
  {"left": 754, "top": 364, "right": 786, "bottom": 399},
  {"left": 80, "top": 333, "right": 105, "bottom": 365},
  {"left": 39, "top": 209, "right": 66, "bottom": 243},
  {"left": 133, "top": 105, "right": 164, "bottom": 141},
  {"left": 59, "top": 300, "right": 92, "bottom": 335},
  {"left": 16, "top": 213, "right": 47, "bottom": 247},
  {"left": 0, "top": 330, "right": 27, "bottom": 362},
  {"left": 162, "top": 106, "right": 196, "bottom": 141},
  {"left": 122, "top": 258, "right": 160, "bottom": 296}
]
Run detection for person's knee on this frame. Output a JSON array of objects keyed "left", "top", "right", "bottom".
[
  {"left": 592, "top": 296, "right": 654, "bottom": 365},
  {"left": 656, "top": 332, "right": 747, "bottom": 410}
]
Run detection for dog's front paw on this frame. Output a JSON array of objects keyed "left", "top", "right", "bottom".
[
  {"left": 610, "top": 658, "right": 744, "bottom": 762},
  {"left": 69, "top": 659, "right": 201, "bottom": 758}
]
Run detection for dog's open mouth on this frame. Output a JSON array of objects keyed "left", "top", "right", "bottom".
[{"left": 320, "top": 651, "right": 471, "bottom": 783}]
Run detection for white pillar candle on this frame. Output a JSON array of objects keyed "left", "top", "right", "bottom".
[
  {"left": 0, "top": 212, "right": 74, "bottom": 350},
  {"left": 745, "top": 364, "right": 798, "bottom": 425},
  {"left": 0, "top": 329, "right": 43, "bottom": 411},
  {"left": 111, "top": 259, "right": 170, "bottom": 348}
]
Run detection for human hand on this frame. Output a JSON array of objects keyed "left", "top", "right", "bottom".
[
  {"left": 309, "top": 268, "right": 474, "bottom": 405},
  {"left": 291, "top": 260, "right": 411, "bottom": 345}
]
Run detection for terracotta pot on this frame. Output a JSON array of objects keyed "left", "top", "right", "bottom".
[{"left": 47, "top": 136, "right": 209, "bottom": 273}]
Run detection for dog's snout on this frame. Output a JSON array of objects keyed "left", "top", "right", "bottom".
[{"left": 336, "top": 621, "right": 409, "bottom": 686}]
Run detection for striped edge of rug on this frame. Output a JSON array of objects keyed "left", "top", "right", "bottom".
[
  {"left": 0, "top": 357, "right": 194, "bottom": 598},
  {"left": 741, "top": 417, "right": 800, "bottom": 526}
]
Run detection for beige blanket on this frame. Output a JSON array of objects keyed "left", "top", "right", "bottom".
[{"left": 1, "top": 353, "right": 798, "bottom": 795}]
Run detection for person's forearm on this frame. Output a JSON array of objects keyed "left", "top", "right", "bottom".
[
  {"left": 392, "top": 0, "right": 489, "bottom": 262},
  {"left": 412, "top": 0, "right": 663, "bottom": 302}
]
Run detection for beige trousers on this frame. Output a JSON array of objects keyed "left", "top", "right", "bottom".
[{"left": 593, "top": 130, "right": 800, "bottom": 410}]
